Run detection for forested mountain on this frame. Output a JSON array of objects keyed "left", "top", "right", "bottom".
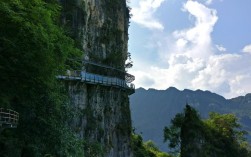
[{"left": 130, "top": 87, "right": 251, "bottom": 151}]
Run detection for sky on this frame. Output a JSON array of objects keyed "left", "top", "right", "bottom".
[{"left": 127, "top": 0, "right": 251, "bottom": 99}]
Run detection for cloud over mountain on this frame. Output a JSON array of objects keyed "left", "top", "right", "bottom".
[{"left": 129, "top": 0, "right": 251, "bottom": 98}]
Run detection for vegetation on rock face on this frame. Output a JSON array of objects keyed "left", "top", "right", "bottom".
[
  {"left": 164, "top": 105, "right": 251, "bottom": 157},
  {"left": 0, "top": 0, "right": 82, "bottom": 156},
  {"left": 132, "top": 134, "right": 172, "bottom": 157}
]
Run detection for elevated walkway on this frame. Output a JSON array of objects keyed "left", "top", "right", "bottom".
[
  {"left": 82, "top": 60, "right": 135, "bottom": 83},
  {"left": 58, "top": 60, "right": 135, "bottom": 94},
  {"left": 57, "top": 71, "right": 135, "bottom": 94},
  {"left": 0, "top": 108, "right": 19, "bottom": 132}
]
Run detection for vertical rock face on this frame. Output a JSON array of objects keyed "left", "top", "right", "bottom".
[
  {"left": 60, "top": 0, "right": 132, "bottom": 156},
  {"left": 61, "top": 0, "right": 129, "bottom": 68}
]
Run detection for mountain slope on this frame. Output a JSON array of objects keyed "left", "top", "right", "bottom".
[{"left": 130, "top": 87, "right": 251, "bottom": 151}]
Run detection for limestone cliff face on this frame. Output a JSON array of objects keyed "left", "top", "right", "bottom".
[
  {"left": 60, "top": 0, "right": 132, "bottom": 156},
  {"left": 61, "top": 0, "right": 129, "bottom": 68}
]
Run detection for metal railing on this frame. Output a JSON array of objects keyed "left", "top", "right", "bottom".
[
  {"left": 57, "top": 71, "right": 135, "bottom": 93},
  {"left": 0, "top": 108, "right": 19, "bottom": 128},
  {"left": 83, "top": 60, "right": 135, "bottom": 83},
  {"left": 66, "top": 59, "right": 135, "bottom": 83}
]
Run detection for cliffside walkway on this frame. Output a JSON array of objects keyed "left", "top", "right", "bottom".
[
  {"left": 0, "top": 108, "right": 19, "bottom": 130},
  {"left": 58, "top": 60, "right": 135, "bottom": 94},
  {"left": 82, "top": 60, "right": 135, "bottom": 83},
  {"left": 57, "top": 71, "right": 135, "bottom": 94}
]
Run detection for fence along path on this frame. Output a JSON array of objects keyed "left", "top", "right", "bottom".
[
  {"left": 82, "top": 60, "right": 135, "bottom": 83},
  {"left": 57, "top": 71, "right": 135, "bottom": 94},
  {"left": 0, "top": 108, "right": 19, "bottom": 129}
]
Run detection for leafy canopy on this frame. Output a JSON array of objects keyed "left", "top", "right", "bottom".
[
  {"left": 132, "top": 134, "right": 172, "bottom": 157},
  {"left": 164, "top": 105, "right": 251, "bottom": 157},
  {"left": 0, "top": 0, "right": 82, "bottom": 156}
]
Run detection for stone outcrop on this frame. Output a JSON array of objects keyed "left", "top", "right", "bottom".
[{"left": 60, "top": 0, "right": 132, "bottom": 156}]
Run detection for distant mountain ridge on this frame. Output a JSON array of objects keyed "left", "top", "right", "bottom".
[{"left": 130, "top": 87, "right": 251, "bottom": 151}]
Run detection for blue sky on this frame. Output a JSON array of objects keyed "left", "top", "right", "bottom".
[{"left": 127, "top": 0, "right": 251, "bottom": 98}]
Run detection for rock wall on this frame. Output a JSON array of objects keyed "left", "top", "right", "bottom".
[
  {"left": 60, "top": 0, "right": 133, "bottom": 156},
  {"left": 61, "top": 0, "right": 129, "bottom": 68}
]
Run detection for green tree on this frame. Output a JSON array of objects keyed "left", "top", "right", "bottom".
[
  {"left": 164, "top": 105, "right": 251, "bottom": 157},
  {"left": 0, "top": 0, "right": 82, "bottom": 156},
  {"left": 164, "top": 105, "right": 204, "bottom": 157},
  {"left": 180, "top": 105, "right": 205, "bottom": 157},
  {"left": 132, "top": 134, "right": 172, "bottom": 157},
  {"left": 131, "top": 134, "right": 155, "bottom": 157},
  {"left": 144, "top": 141, "right": 171, "bottom": 157},
  {"left": 203, "top": 112, "right": 251, "bottom": 157}
]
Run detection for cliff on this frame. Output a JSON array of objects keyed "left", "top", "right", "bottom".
[{"left": 60, "top": 0, "right": 133, "bottom": 156}]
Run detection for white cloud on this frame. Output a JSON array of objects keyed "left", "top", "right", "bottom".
[
  {"left": 191, "top": 54, "right": 251, "bottom": 96},
  {"left": 204, "top": 0, "right": 224, "bottom": 5},
  {"left": 131, "top": 0, "right": 166, "bottom": 30},
  {"left": 206, "top": 0, "right": 213, "bottom": 5},
  {"left": 242, "top": 44, "right": 251, "bottom": 54},
  {"left": 172, "top": 0, "right": 218, "bottom": 59},
  {"left": 216, "top": 44, "right": 227, "bottom": 52},
  {"left": 130, "top": 0, "right": 251, "bottom": 98},
  {"left": 131, "top": 52, "right": 251, "bottom": 99}
]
